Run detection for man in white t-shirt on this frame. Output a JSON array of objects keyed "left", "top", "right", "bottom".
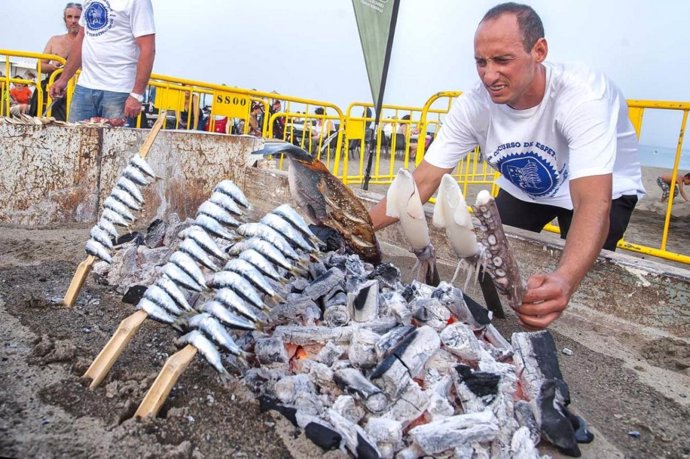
[
  {"left": 50, "top": 0, "right": 155, "bottom": 123},
  {"left": 369, "top": 2, "right": 645, "bottom": 329}
]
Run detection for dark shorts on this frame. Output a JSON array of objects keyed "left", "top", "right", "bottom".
[{"left": 495, "top": 190, "right": 638, "bottom": 251}]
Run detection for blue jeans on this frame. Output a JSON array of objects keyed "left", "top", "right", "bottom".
[{"left": 68, "top": 85, "right": 130, "bottom": 123}]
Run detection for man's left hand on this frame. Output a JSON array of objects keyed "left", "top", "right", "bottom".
[
  {"left": 124, "top": 96, "right": 142, "bottom": 119},
  {"left": 516, "top": 272, "right": 573, "bottom": 329}
]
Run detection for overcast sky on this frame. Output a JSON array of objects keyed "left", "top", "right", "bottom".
[{"left": 2, "top": 0, "right": 688, "bottom": 146}]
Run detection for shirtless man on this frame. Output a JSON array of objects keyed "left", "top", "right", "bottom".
[{"left": 30, "top": 3, "right": 82, "bottom": 119}]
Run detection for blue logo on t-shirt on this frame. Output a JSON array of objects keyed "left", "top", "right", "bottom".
[
  {"left": 497, "top": 151, "right": 559, "bottom": 197},
  {"left": 85, "top": 1, "right": 113, "bottom": 35}
]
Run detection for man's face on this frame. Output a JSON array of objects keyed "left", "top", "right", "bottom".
[
  {"left": 64, "top": 7, "right": 81, "bottom": 34},
  {"left": 474, "top": 13, "right": 546, "bottom": 110}
]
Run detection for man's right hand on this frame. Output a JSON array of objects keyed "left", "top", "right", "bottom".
[{"left": 49, "top": 79, "right": 67, "bottom": 99}]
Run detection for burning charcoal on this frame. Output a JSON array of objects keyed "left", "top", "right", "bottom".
[
  {"left": 334, "top": 368, "right": 389, "bottom": 414},
  {"left": 374, "top": 325, "right": 415, "bottom": 361},
  {"left": 269, "top": 296, "right": 321, "bottom": 325},
  {"left": 512, "top": 330, "right": 580, "bottom": 457},
  {"left": 144, "top": 218, "right": 167, "bottom": 248},
  {"left": 432, "top": 282, "right": 491, "bottom": 330},
  {"left": 302, "top": 267, "right": 345, "bottom": 301},
  {"left": 423, "top": 349, "right": 462, "bottom": 381},
  {"left": 332, "top": 395, "right": 365, "bottom": 424},
  {"left": 303, "top": 420, "right": 342, "bottom": 452},
  {"left": 308, "top": 224, "right": 346, "bottom": 253},
  {"left": 122, "top": 285, "right": 147, "bottom": 304},
  {"left": 293, "top": 391, "right": 325, "bottom": 417},
  {"left": 511, "top": 426, "right": 542, "bottom": 458},
  {"left": 288, "top": 277, "right": 310, "bottom": 293},
  {"left": 255, "top": 337, "right": 289, "bottom": 366},
  {"left": 440, "top": 322, "right": 484, "bottom": 363},
  {"left": 324, "top": 287, "right": 350, "bottom": 327},
  {"left": 480, "top": 326, "right": 514, "bottom": 362},
  {"left": 348, "top": 279, "right": 379, "bottom": 323},
  {"left": 307, "top": 259, "right": 328, "bottom": 279},
  {"left": 347, "top": 327, "right": 380, "bottom": 369},
  {"left": 390, "top": 326, "right": 440, "bottom": 378},
  {"left": 401, "top": 280, "right": 434, "bottom": 303},
  {"left": 344, "top": 253, "right": 368, "bottom": 277},
  {"left": 244, "top": 367, "right": 288, "bottom": 394},
  {"left": 274, "top": 374, "right": 316, "bottom": 405},
  {"left": 364, "top": 417, "right": 403, "bottom": 459},
  {"left": 296, "top": 360, "right": 336, "bottom": 394},
  {"left": 396, "top": 444, "right": 425, "bottom": 459},
  {"left": 408, "top": 410, "right": 500, "bottom": 456},
  {"left": 426, "top": 375, "right": 454, "bottom": 420},
  {"left": 327, "top": 409, "right": 382, "bottom": 459},
  {"left": 274, "top": 325, "right": 353, "bottom": 346},
  {"left": 162, "top": 213, "right": 186, "bottom": 246},
  {"left": 383, "top": 379, "right": 429, "bottom": 426},
  {"left": 360, "top": 317, "right": 399, "bottom": 335},
  {"left": 315, "top": 341, "right": 345, "bottom": 366},
  {"left": 368, "top": 262, "right": 401, "bottom": 290},
  {"left": 454, "top": 365, "right": 501, "bottom": 413},
  {"left": 370, "top": 354, "right": 411, "bottom": 401},
  {"left": 410, "top": 297, "right": 450, "bottom": 331},
  {"left": 514, "top": 400, "right": 540, "bottom": 447},
  {"left": 258, "top": 395, "right": 298, "bottom": 426},
  {"left": 114, "top": 231, "right": 144, "bottom": 246},
  {"left": 380, "top": 291, "right": 412, "bottom": 325}
]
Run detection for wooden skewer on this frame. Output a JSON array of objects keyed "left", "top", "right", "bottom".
[
  {"left": 83, "top": 310, "right": 148, "bottom": 388},
  {"left": 62, "top": 110, "right": 167, "bottom": 307},
  {"left": 135, "top": 344, "right": 198, "bottom": 418}
]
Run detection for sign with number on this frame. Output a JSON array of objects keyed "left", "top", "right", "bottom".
[
  {"left": 154, "top": 87, "right": 186, "bottom": 111},
  {"left": 212, "top": 91, "right": 250, "bottom": 119}
]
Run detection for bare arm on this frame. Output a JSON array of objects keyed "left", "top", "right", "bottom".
[
  {"left": 40, "top": 37, "right": 64, "bottom": 74},
  {"left": 678, "top": 179, "right": 688, "bottom": 201},
  {"left": 123, "top": 34, "right": 156, "bottom": 118},
  {"left": 49, "top": 27, "right": 84, "bottom": 98},
  {"left": 517, "top": 173, "right": 612, "bottom": 329},
  {"left": 369, "top": 159, "right": 453, "bottom": 230}
]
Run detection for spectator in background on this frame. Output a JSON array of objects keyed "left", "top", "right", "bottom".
[
  {"left": 657, "top": 172, "right": 690, "bottom": 203},
  {"left": 248, "top": 101, "right": 264, "bottom": 136},
  {"left": 29, "top": 2, "right": 82, "bottom": 120},
  {"left": 269, "top": 99, "right": 286, "bottom": 139},
  {"left": 311, "top": 107, "right": 334, "bottom": 141},
  {"left": 10, "top": 82, "right": 33, "bottom": 116},
  {"left": 174, "top": 91, "right": 203, "bottom": 130},
  {"left": 50, "top": 0, "right": 156, "bottom": 124}
]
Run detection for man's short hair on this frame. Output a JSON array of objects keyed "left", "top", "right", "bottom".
[
  {"left": 684, "top": 172, "right": 690, "bottom": 180},
  {"left": 481, "top": 2, "right": 544, "bottom": 52}
]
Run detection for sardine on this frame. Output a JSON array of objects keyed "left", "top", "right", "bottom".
[
  {"left": 136, "top": 297, "right": 176, "bottom": 324},
  {"left": 101, "top": 207, "right": 131, "bottom": 228},
  {"left": 103, "top": 196, "right": 136, "bottom": 223},
  {"left": 260, "top": 213, "right": 316, "bottom": 252},
  {"left": 85, "top": 238, "right": 112, "bottom": 263},
  {"left": 209, "top": 191, "right": 243, "bottom": 216},
  {"left": 214, "top": 287, "right": 264, "bottom": 323},
  {"left": 90, "top": 225, "right": 114, "bottom": 250},
  {"left": 170, "top": 251, "right": 208, "bottom": 290},
  {"left": 176, "top": 329, "right": 230, "bottom": 380},
  {"left": 223, "top": 258, "right": 281, "bottom": 299},
  {"left": 110, "top": 186, "right": 142, "bottom": 211},
  {"left": 128, "top": 154, "right": 157, "bottom": 178},
  {"left": 179, "top": 238, "right": 221, "bottom": 271},
  {"left": 143, "top": 284, "right": 183, "bottom": 315},
  {"left": 213, "top": 179, "right": 251, "bottom": 209},
  {"left": 236, "top": 222, "right": 300, "bottom": 260},
  {"left": 271, "top": 203, "right": 319, "bottom": 243},
  {"left": 227, "top": 237, "right": 296, "bottom": 272},
  {"left": 97, "top": 217, "right": 119, "bottom": 239},
  {"left": 122, "top": 164, "right": 150, "bottom": 186},
  {"left": 186, "top": 313, "right": 246, "bottom": 357},
  {"left": 197, "top": 201, "right": 241, "bottom": 228},
  {"left": 179, "top": 225, "right": 227, "bottom": 260},
  {"left": 161, "top": 262, "right": 204, "bottom": 292},
  {"left": 194, "top": 214, "right": 236, "bottom": 240},
  {"left": 239, "top": 249, "right": 283, "bottom": 283},
  {"left": 115, "top": 176, "right": 144, "bottom": 205},
  {"left": 386, "top": 168, "right": 439, "bottom": 286},
  {"left": 198, "top": 300, "right": 258, "bottom": 330},
  {"left": 155, "top": 276, "right": 193, "bottom": 311},
  {"left": 209, "top": 270, "right": 266, "bottom": 311}
]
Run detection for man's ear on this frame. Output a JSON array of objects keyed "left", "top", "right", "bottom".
[{"left": 532, "top": 37, "right": 548, "bottom": 63}]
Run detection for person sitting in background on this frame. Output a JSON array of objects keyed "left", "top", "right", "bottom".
[
  {"left": 9, "top": 82, "right": 32, "bottom": 116},
  {"left": 657, "top": 172, "right": 690, "bottom": 203},
  {"left": 29, "top": 2, "right": 82, "bottom": 120},
  {"left": 311, "top": 107, "right": 334, "bottom": 142},
  {"left": 269, "top": 99, "right": 286, "bottom": 139}
]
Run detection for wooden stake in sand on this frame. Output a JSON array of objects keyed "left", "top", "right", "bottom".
[
  {"left": 62, "top": 111, "right": 167, "bottom": 307},
  {"left": 83, "top": 309, "right": 148, "bottom": 388},
  {"left": 135, "top": 344, "right": 198, "bottom": 418}
]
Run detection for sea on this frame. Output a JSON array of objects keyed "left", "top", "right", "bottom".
[{"left": 638, "top": 144, "right": 690, "bottom": 170}]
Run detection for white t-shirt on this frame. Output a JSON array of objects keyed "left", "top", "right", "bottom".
[
  {"left": 78, "top": 0, "right": 155, "bottom": 93},
  {"left": 425, "top": 62, "right": 645, "bottom": 209}
]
